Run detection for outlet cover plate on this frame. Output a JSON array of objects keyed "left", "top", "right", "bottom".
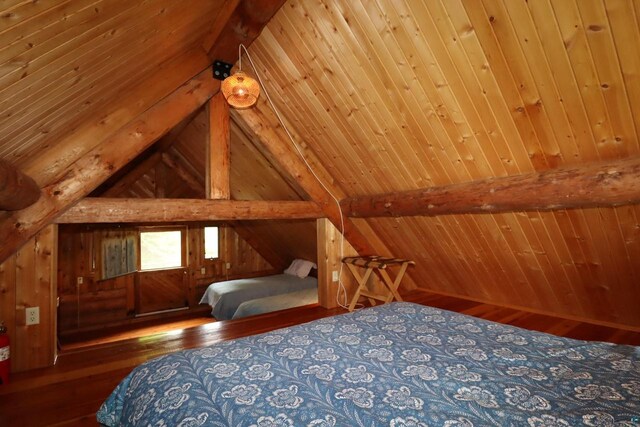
[
  {"left": 26, "top": 306, "right": 40, "bottom": 325},
  {"left": 332, "top": 271, "right": 339, "bottom": 282}
]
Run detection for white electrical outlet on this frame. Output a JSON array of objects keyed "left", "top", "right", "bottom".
[
  {"left": 332, "top": 271, "right": 339, "bottom": 282},
  {"left": 200, "top": 267, "right": 206, "bottom": 275},
  {"left": 77, "top": 276, "right": 83, "bottom": 285},
  {"left": 26, "top": 306, "right": 40, "bottom": 325},
  {"left": 226, "top": 262, "right": 231, "bottom": 270}
]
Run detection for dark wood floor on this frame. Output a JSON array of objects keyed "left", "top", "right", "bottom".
[{"left": 1, "top": 290, "right": 638, "bottom": 426}]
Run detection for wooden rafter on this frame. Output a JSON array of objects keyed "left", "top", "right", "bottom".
[
  {"left": 56, "top": 198, "right": 323, "bottom": 223},
  {"left": 342, "top": 156, "right": 640, "bottom": 218},
  {"left": 0, "top": 71, "right": 219, "bottom": 264}
]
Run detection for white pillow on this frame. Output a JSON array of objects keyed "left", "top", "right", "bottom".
[{"left": 284, "top": 259, "right": 317, "bottom": 278}]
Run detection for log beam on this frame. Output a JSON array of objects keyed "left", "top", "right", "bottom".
[
  {"left": 0, "top": 71, "right": 219, "bottom": 264},
  {"left": 342, "top": 156, "right": 640, "bottom": 218},
  {"left": 0, "top": 159, "right": 40, "bottom": 210},
  {"left": 235, "top": 107, "right": 375, "bottom": 255},
  {"left": 56, "top": 199, "right": 323, "bottom": 223},
  {"left": 207, "top": 93, "right": 231, "bottom": 199}
]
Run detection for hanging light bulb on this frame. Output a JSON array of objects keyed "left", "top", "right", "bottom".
[{"left": 221, "top": 70, "right": 260, "bottom": 109}]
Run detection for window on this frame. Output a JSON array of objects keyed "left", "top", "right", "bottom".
[
  {"left": 140, "top": 230, "right": 183, "bottom": 271},
  {"left": 204, "top": 226, "right": 219, "bottom": 259}
]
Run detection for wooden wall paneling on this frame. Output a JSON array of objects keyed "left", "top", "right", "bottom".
[
  {"left": 136, "top": 269, "right": 188, "bottom": 315},
  {"left": 317, "top": 218, "right": 357, "bottom": 309},
  {"left": 12, "top": 225, "right": 57, "bottom": 372},
  {"left": 432, "top": 215, "right": 499, "bottom": 301},
  {"left": 162, "top": 152, "right": 204, "bottom": 198},
  {"left": 229, "top": 122, "right": 306, "bottom": 200},
  {"left": 562, "top": 209, "right": 614, "bottom": 320},
  {"left": 458, "top": 1, "right": 562, "bottom": 169},
  {"left": 444, "top": 1, "right": 551, "bottom": 171},
  {"left": 281, "top": 3, "right": 426, "bottom": 192},
  {"left": 248, "top": 30, "right": 388, "bottom": 196},
  {"left": 154, "top": 162, "right": 166, "bottom": 198},
  {"left": 501, "top": 212, "right": 567, "bottom": 312},
  {"left": 0, "top": 255, "right": 16, "bottom": 372},
  {"left": 577, "top": 0, "right": 638, "bottom": 155},
  {"left": 605, "top": 0, "right": 640, "bottom": 149},
  {"left": 229, "top": 222, "right": 289, "bottom": 271},
  {"left": 372, "top": 217, "right": 469, "bottom": 297},
  {"left": 518, "top": 0, "right": 602, "bottom": 162},
  {"left": 549, "top": 0, "right": 627, "bottom": 159},
  {"left": 319, "top": 1, "right": 456, "bottom": 188},
  {"left": 477, "top": 0, "right": 578, "bottom": 167},
  {"left": 581, "top": 208, "right": 637, "bottom": 324},
  {"left": 523, "top": 211, "right": 587, "bottom": 317},
  {"left": 403, "top": 2, "right": 509, "bottom": 178},
  {"left": 1, "top": 1, "right": 214, "bottom": 163},
  {"left": 357, "top": 0, "right": 493, "bottom": 183}
]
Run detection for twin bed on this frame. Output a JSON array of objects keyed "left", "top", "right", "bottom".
[
  {"left": 98, "top": 301, "right": 640, "bottom": 426},
  {"left": 199, "top": 273, "right": 318, "bottom": 320}
]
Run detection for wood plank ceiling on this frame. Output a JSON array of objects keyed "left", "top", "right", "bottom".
[
  {"left": 0, "top": 0, "right": 223, "bottom": 175},
  {"left": 239, "top": 0, "right": 640, "bottom": 327},
  {"left": 1, "top": 0, "right": 639, "bottom": 328}
]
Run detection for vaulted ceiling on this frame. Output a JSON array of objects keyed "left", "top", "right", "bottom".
[{"left": 1, "top": 0, "right": 639, "bottom": 328}]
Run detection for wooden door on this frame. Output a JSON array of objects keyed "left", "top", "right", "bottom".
[{"left": 136, "top": 268, "right": 188, "bottom": 314}]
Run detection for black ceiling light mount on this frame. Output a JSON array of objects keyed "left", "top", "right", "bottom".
[{"left": 212, "top": 60, "right": 233, "bottom": 81}]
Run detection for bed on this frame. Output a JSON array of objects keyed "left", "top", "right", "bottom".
[
  {"left": 199, "top": 273, "right": 318, "bottom": 320},
  {"left": 97, "top": 302, "right": 640, "bottom": 426},
  {"left": 232, "top": 287, "right": 318, "bottom": 319}
]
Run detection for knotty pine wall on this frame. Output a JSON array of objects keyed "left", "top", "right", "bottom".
[
  {"left": 0, "top": 225, "right": 57, "bottom": 373},
  {"left": 58, "top": 224, "right": 274, "bottom": 334},
  {"left": 241, "top": 0, "right": 640, "bottom": 330}
]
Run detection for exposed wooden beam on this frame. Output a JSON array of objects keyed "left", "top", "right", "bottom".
[
  {"left": 235, "top": 107, "right": 375, "bottom": 255},
  {"left": 0, "top": 159, "right": 40, "bottom": 211},
  {"left": 204, "top": 0, "right": 286, "bottom": 62},
  {"left": 342, "top": 156, "right": 640, "bottom": 218},
  {"left": 0, "top": 71, "right": 219, "bottom": 264},
  {"left": 56, "top": 198, "right": 324, "bottom": 223},
  {"left": 206, "top": 93, "right": 231, "bottom": 199}
]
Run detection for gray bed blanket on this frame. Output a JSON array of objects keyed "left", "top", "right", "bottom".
[
  {"left": 232, "top": 287, "right": 318, "bottom": 319},
  {"left": 199, "top": 274, "right": 317, "bottom": 320}
]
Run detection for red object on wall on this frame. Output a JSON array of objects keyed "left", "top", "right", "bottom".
[{"left": 0, "top": 323, "right": 9, "bottom": 385}]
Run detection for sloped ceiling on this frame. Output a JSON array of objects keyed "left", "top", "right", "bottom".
[
  {"left": 1, "top": 0, "right": 639, "bottom": 327},
  {"left": 238, "top": 0, "right": 640, "bottom": 327}
]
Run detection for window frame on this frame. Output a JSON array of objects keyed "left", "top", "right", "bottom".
[
  {"left": 203, "top": 225, "right": 220, "bottom": 260},
  {"left": 138, "top": 226, "right": 188, "bottom": 272}
]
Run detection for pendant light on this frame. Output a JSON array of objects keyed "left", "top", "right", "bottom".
[{"left": 221, "top": 45, "right": 260, "bottom": 109}]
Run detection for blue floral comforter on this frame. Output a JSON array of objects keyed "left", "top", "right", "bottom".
[{"left": 97, "top": 302, "right": 640, "bottom": 426}]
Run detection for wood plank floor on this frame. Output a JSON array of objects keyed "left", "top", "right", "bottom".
[{"left": 1, "top": 290, "right": 638, "bottom": 426}]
